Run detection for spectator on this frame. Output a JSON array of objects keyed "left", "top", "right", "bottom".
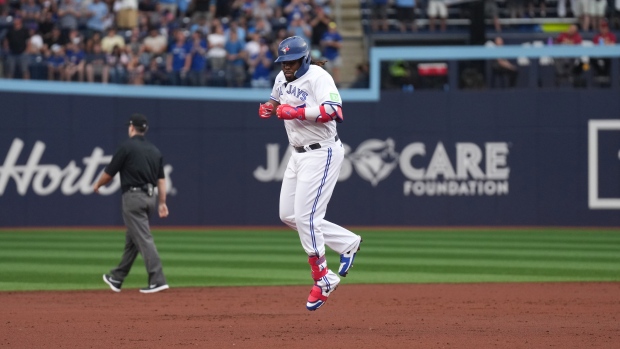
[
  {"left": 38, "top": 11, "right": 56, "bottom": 39},
  {"left": 189, "top": 0, "right": 212, "bottom": 22},
  {"left": 126, "top": 28, "right": 145, "bottom": 84},
  {"left": 225, "top": 29, "right": 246, "bottom": 87},
  {"left": 395, "top": 0, "right": 417, "bottom": 33},
  {"left": 526, "top": 0, "right": 546, "bottom": 17},
  {"left": 186, "top": 30, "right": 207, "bottom": 86},
  {"left": 106, "top": 44, "right": 130, "bottom": 83},
  {"left": 142, "top": 26, "right": 167, "bottom": 62},
  {"left": 44, "top": 27, "right": 65, "bottom": 55},
  {"left": 252, "top": 17, "right": 272, "bottom": 38},
  {"left": 350, "top": 62, "right": 369, "bottom": 89},
  {"left": 178, "top": 0, "right": 192, "bottom": 17},
  {"left": 248, "top": 37, "right": 272, "bottom": 87},
  {"left": 85, "top": 31, "right": 103, "bottom": 53},
  {"left": 85, "top": 0, "right": 110, "bottom": 36},
  {"left": 0, "top": 0, "right": 6, "bottom": 17},
  {"left": 47, "top": 44, "right": 65, "bottom": 80},
  {"left": 144, "top": 56, "right": 169, "bottom": 85},
  {"left": 593, "top": 20, "right": 616, "bottom": 44},
  {"left": 371, "top": 0, "right": 389, "bottom": 32},
  {"left": 428, "top": 0, "right": 447, "bottom": 32},
  {"left": 28, "top": 27, "right": 47, "bottom": 80},
  {"left": 225, "top": 19, "right": 246, "bottom": 43},
  {"left": 67, "top": 29, "right": 83, "bottom": 46},
  {"left": 245, "top": 31, "right": 261, "bottom": 58},
  {"left": 190, "top": 14, "right": 210, "bottom": 35},
  {"left": 65, "top": 41, "right": 86, "bottom": 81},
  {"left": 320, "top": 21, "right": 342, "bottom": 85},
  {"left": 491, "top": 37, "right": 518, "bottom": 88},
  {"left": 85, "top": 42, "right": 109, "bottom": 83},
  {"left": 212, "top": 0, "right": 234, "bottom": 19},
  {"left": 556, "top": 23, "right": 583, "bottom": 44},
  {"left": 592, "top": 20, "right": 616, "bottom": 84},
  {"left": 558, "top": 0, "right": 590, "bottom": 30},
  {"left": 554, "top": 24, "right": 584, "bottom": 86},
  {"left": 284, "top": 0, "right": 310, "bottom": 21},
  {"left": 287, "top": 12, "right": 311, "bottom": 45},
  {"left": 3, "top": 17, "right": 31, "bottom": 79},
  {"left": 158, "top": 0, "right": 178, "bottom": 18},
  {"left": 114, "top": 0, "right": 138, "bottom": 30},
  {"left": 166, "top": 29, "right": 191, "bottom": 86},
  {"left": 101, "top": 27, "right": 125, "bottom": 54},
  {"left": 237, "top": 0, "right": 255, "bottom": 20},
  {"left": 590, "top": 0, "right": 606, "bottom": 30},
  {"left": 506, "top": 0, "right": 525, "bottom": 18},
  {"left": 484, "top": 0, "right": 501, "bottom": 33},
  {"left": 57, "top": 0, "right": 81, "bottom": 41},
  {"left": 253, "top": 0, "right": 274, "bottom": 21},
  {"left": 139, "top": 0, "right": 159, "bottom": 27},
  {"left": 309, "top": 5, "right": 330, "bottom": 51},
  {"left": 206, "top": 20, "right": 227, "bottom": 70},
  {"left": 21, "top": 0, "right": 42, "bottom": 30}
]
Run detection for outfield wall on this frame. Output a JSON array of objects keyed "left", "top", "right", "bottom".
[{"left": 1, "top": 89, "right": 619, "bottom": 227}]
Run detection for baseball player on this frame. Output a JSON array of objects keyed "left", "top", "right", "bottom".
[{"left": 258, "top": 36, "right": 362, "bottom": 311}]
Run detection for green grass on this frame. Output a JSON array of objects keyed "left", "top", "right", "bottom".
[{"left": 0, "top": 228, "right": 619, "bottom": 291}]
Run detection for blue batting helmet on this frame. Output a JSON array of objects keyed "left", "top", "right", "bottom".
[{"left": 275, "top": 36, "right": 311, "bottom": 78}]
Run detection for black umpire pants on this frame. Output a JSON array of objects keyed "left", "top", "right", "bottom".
[{"left": 109, "top": 190, "right": 167, "bottom": 286}]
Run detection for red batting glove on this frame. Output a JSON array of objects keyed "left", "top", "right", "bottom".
[
  {"left": 259, "top": 103, "right": 274, "bottom": 119},
  {"left": 276, "top": 104, "right": 306, "bottom": 120}
]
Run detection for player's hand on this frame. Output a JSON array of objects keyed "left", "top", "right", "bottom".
[
  {"left": 277, "top": 104, "right": 306, "bottom": 120},
  {"left": 92, "top": 184, "right": 100, "bottom": 194},
  {"left": 259, "top": 103, "right": 273, "bottom": 119},
  {"left": 158, "top": 203, "right": 169, "bottom": 218}
]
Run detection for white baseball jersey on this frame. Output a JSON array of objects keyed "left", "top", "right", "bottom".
[
  {"left": 270, "top": 62, "right": 361, "bottom": 306},
  {"left": 270, "top": 65, "right": 342, "bottom": 147}
]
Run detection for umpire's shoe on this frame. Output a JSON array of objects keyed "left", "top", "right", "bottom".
[
  {"left": 338, "top": 235, "right": 362, "bottom": 277},
  {"left": 103, "top": 274, "right": 122, "bottom": 292},
  {"left": 140, "top": 283, "right": 170, "bottom": 294}
]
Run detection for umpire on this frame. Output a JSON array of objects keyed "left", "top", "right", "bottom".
[{"left": 94, "top": 113, "right": 170, "bottom": 294}]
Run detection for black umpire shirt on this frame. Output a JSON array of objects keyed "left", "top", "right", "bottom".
[{"left": 105, "top": 135, "right": 165, "bottom": 193}]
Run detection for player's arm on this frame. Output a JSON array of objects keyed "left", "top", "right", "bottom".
[
  {"left": 258, "top": 100, "right": 280, "bottom": 119},
  {"left": 276, "top": 103, "right": 343, "bottom": 123}
]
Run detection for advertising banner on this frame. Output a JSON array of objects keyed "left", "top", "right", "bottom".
[{"left": 1, "top": 90, "right": 618, "bottom": 226}]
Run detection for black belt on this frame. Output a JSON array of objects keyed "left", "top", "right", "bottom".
[
  {"left": 125, "top": 184, "right": 154, "bottom": 196},
  {"left": 294, "top": 135, "right": 339, "bottom": 153}
]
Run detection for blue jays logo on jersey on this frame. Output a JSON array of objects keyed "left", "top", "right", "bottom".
[{"left": 283, "top": 83, "right": 308, "bottom": 101}]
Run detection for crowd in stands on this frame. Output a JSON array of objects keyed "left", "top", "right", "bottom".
[
  {"left": 368, "top": 0, "right": 620, "bottom": 33},
  {"left": 0, "top": 0, "right": 344, "bottom": 87}
]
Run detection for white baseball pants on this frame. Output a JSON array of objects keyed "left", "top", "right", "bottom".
[{"left": 279, "top": 137, "right": 359, "bottom": 258}]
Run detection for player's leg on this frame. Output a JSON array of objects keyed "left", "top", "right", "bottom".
[
  {"left": 291, "top": 148, "right": 341, "bottom": 310},
  {"left": 314, "top": 143, "right": 362, "bottom": 276},
  {"left": 279, "top": 156, "right": 298, "bottom": 232}
]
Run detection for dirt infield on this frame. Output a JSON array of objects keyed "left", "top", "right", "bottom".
[{"left": 2, "top": 283, "right": 619, "bottom": 348}]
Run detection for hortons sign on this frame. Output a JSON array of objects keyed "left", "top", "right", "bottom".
[
  {"left": 254, "top": 138, "right": 511, "bottom": 197},
  {"left": 0, "top": 138, "right": 175, "bottom": 196}
]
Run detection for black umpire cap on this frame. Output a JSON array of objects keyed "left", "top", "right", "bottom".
[{"left": 127, "top": 113, "right": 148, "bottom": 128}]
